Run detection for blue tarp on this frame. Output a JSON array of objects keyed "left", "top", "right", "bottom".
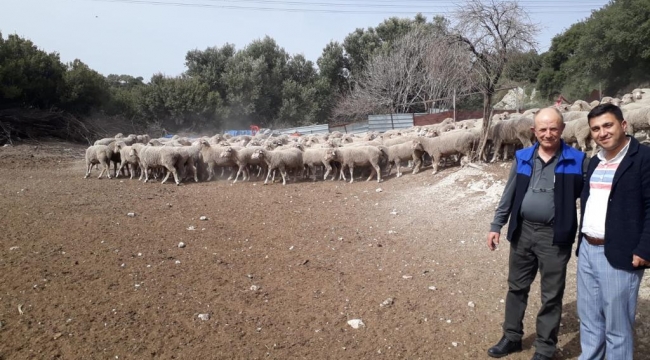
[{"left": 224, "top": 130, "right": 253, "bottom": 136}]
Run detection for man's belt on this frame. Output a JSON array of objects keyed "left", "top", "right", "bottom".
[{"left": 584, "top": 234, "right": 605, "bottom": 246}]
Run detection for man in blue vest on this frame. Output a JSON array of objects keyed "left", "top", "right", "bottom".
[
  {"left": 577, "top": 103, "right": 650, "bottom": 359},
  {"left": 486, "top": 107, "right": 586, "bottom": 360}
]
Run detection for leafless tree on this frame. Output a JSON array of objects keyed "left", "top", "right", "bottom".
[
  {"left": 452, "top": 0, "right": 540, "bottom": 160},
  {"left": 333, "top": 25, "right": 472, "bottom": 121}
]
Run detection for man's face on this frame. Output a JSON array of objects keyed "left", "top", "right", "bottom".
[
  {"left": 533, "top": 111, "right": 564, "bottom": 151},
  {"left": 589, "top": 112, "right": 628, "bottom": 152}
]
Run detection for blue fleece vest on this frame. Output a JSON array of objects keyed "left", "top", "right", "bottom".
[{"left": 507, "top": 141, "right": 585, "bottom": 246}]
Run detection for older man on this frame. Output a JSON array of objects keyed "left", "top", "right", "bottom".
[
  {"left": 577, "top": 103, "right": 650, "bottom": 359},
  {"left": 486, "top": 107, "right": 587, "bottom": 360}
]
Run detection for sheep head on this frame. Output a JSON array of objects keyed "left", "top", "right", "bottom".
[
  {"left": 128, "top": 148, "right": 139, "bottom": 159},
  {"left": 199, "top": 139, "right": 211, "bottom": 148},
  {"left": 411, "top": 140, "right": 424, "bottom": 151},
  {"left": 635, "top": 90, "right": 645, "bottom": 100},
  {"left": 220, "top": 147, "right": 233, "bottom": 158},
  {"left": 324, "top": 148, "right": 338, "bottom": 161},
  {"left": 251, "top": 149, "right": 265, "bottom": 160}
]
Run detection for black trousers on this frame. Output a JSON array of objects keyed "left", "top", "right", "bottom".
[{"left": 502, "top": 220, "right": 572, "bottom": 357}]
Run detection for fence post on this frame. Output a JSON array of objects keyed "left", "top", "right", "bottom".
[
  {"left": 453, "top": 89, "right": 456, "bottom": 122},
  {"left": 390, "top": 113, "right": 395, "bottom": 130}
]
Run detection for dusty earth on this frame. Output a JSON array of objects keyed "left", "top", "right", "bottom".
[{"left": 1, "top": 141, "right": 649, "bottom": 360}]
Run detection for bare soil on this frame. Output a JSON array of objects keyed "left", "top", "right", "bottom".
[{"left": 0, "top": 141, "right": 649, "bottom": 360}]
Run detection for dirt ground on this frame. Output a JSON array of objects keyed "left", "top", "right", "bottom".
[{"left": 1, "top": 141, "right": 649, "bottom": 360}]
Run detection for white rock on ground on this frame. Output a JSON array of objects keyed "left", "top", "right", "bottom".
[
  {"left": 197, "top": 313, "right": 210, "bottom": 321},
  {"left": 178, "top": 242, "right": 186, "bottom": 248},
  {"left": 347, "top": 319, "right": 365, "bottom": 329}
]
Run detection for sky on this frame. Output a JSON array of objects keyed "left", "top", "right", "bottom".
[{"left": 1, "top": 0, "right": 609, "bottom": 79}]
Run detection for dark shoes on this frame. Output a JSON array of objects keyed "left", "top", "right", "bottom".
[
  {"left": 487, "top": 335, "right": 523, "bottom": 358},
  {"left": 530, "top": 353, "right": 552, "bottom": 360}
]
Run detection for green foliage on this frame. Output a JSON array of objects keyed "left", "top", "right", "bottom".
[
  {"left": 503, "top": 50, "right": 542, "bottom": 84},
  {"left": 136, "top": 73, "right": 222, "bottom": 130},
  {"left": 61, "top": 59, "right": 109, "bottom": 114},
  {"left": 537, "top": 0, "right": 650, "bottom": 99},
  {"left": 0, "top": 33, "right": 66, "bottom": 108}
]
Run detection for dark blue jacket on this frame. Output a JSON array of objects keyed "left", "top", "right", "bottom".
[
  {"left": 507, "top": 141, "right": 586, "bottom": 245},
  {"left": 578, "top": 137, "right": 650, "bottom": 270}
]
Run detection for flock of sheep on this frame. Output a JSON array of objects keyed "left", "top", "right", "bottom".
[{"left": 84, "top": 88, "right": 650, "bottom": 185}]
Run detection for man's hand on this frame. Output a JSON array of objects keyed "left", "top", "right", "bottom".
[
  {"left": 632, "top": 255, "right": 650, "bottom": 267},
  {"left": 487, "top": 232, "right": 500, "bottom": 251}
]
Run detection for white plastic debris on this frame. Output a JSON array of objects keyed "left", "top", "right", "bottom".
[
  {"left": 178, "top": 242, "right": 186, "bottom": 248},
  {"left": 187, "top": 226, "right": 196, "bottom": 231},
  {"left": 380, "top": 298, "right": 394, "bottom": 307},
  {"left": 402, "top": 275, "right": 413, "bottom": 279},
  {"left": 452, "top": 342, "right": 459, "bottom": 347},
  {"left": 375, "top": 188, "right": 383, "bottom": 193},
  {"left": 428, "top": 286, "right": 437, "bottom": 291},
  {"left": 390, "top": 210, "right": 398, "bottom": 215},
  {"left": 468, "top": 301, "right": 475, "bottom": 308},
  {"left": 175, "top": 260, "right": 181, "bottom": 264},
  {"left": 250, "top": 285, "right": 259, "bottom": 291},
  {"left": 127, "top": 212, "right": 135, "bottom": 217},
  {"left": 347, "top": 319, "right": 365, "bottom": 329},
  {"left": 199, "top": 216, "right": 207, "bottom": 221},
  {"left": 198, "top": 313, "right": 210, "bottom": 321}
]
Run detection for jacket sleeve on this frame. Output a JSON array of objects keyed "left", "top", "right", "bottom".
[
  {"left": 490, "top": 159, "right": 518, "bottom": 233},
  {"left": 633, "top": 151, "right": 650, "bottom": 262}
]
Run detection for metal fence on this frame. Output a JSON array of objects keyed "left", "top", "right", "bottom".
[
  {"left": 329, "top": 121, "right": 369, "bottom": 134},
  {"left": 275, "top": 124, "right": 330, "bottom": 135},
  {"left": 368, "top": 114, "right": 414, "bottom": 133}
]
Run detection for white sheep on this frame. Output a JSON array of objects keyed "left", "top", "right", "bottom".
[
  {"left": 488, "top": 115, "right": 534, "bottom": 162},
  {"left": 198, "top": 140, "right": 238, "bottom": 181},
  {"left": 385, "top": 140, "right": 424, "bottom": 177},
  {"left": 323, "top": 146, "right": 385, "bottom": 183},
  {"left": 301, "top": 147, "right": 336, "bottom": 181},
  {"left": 570, "top": 100, "right": 592, "bottom": 112},
  {"left": 84, "top": 145, "right": 114, "bottom": 179},
  {"left": 220, "top": 146, "right": 267, "bottom": 183},
  {"left": 114, "top": 142, "right": 140, "bottom": 179},
  {"left": 561, "top": 116, "right": 594, "bottom": 154},
  {"left": 130, "top": 144, "right": 182, "bottom": 185},
  {"left": 420, "top": 130, "right": 479, "bottom": 174},
  {"left": 623, "top": 107, "right": 650, "bottom": 134},
  {"left": 251, "top": 148, "right": 304, "bottom": 185}
]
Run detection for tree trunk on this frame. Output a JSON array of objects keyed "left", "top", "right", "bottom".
[{"left": 476, "top": 91, "right": 494, "bottom": 162}]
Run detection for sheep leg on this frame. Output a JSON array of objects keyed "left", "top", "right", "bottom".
[
  {"left": 264, "top": 168, "right": 272, "bottom": 185},
  {"left": 233, "top": 165, "right": 244, "bottom": 183},
  {"left": 189, "top": 161, "right": 198, "bottom": 182},
  {"left": 339, "top": 165, "right": 347, "bottom": 181},
  {"left": 490, "top": 139, "right": 502, "bottom": 162},
  {"left": 161, "top": 169, "right": 172, "bottom": 184},
  {"left": 100, "top": 160, "right": 112, "bottom": 179},
  {"left": 207, "top": 163, "right": 215, "bottom": 181},
  {"left": 411, "top": 154, "right": 422, "bottom": 174},
  {"left": 280, "top": 166, "right": 288, "bottom": 186},
  {"left": 115, "top": 162, "right": 125, "bottom": 178},
  {"left": 84, "top": 161, "right": 93, "bottom": 178},
  {"left": 431, "top": 155, "right": 440, "bottom": 175},
  {"left": 349, "top": 166, "right": 354, "bottom": 183},
  {"left": 374, "top": 163, "right": 382, "bottom": 182},
  {"left": 323, "top": 163, "right": 332, "bottom": 181},
  {"left": 385, "top": 161, "right": 394, "bottom": 176},
  {"left": 396, "top": 161, "right": 402, "bottom": 177}
]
